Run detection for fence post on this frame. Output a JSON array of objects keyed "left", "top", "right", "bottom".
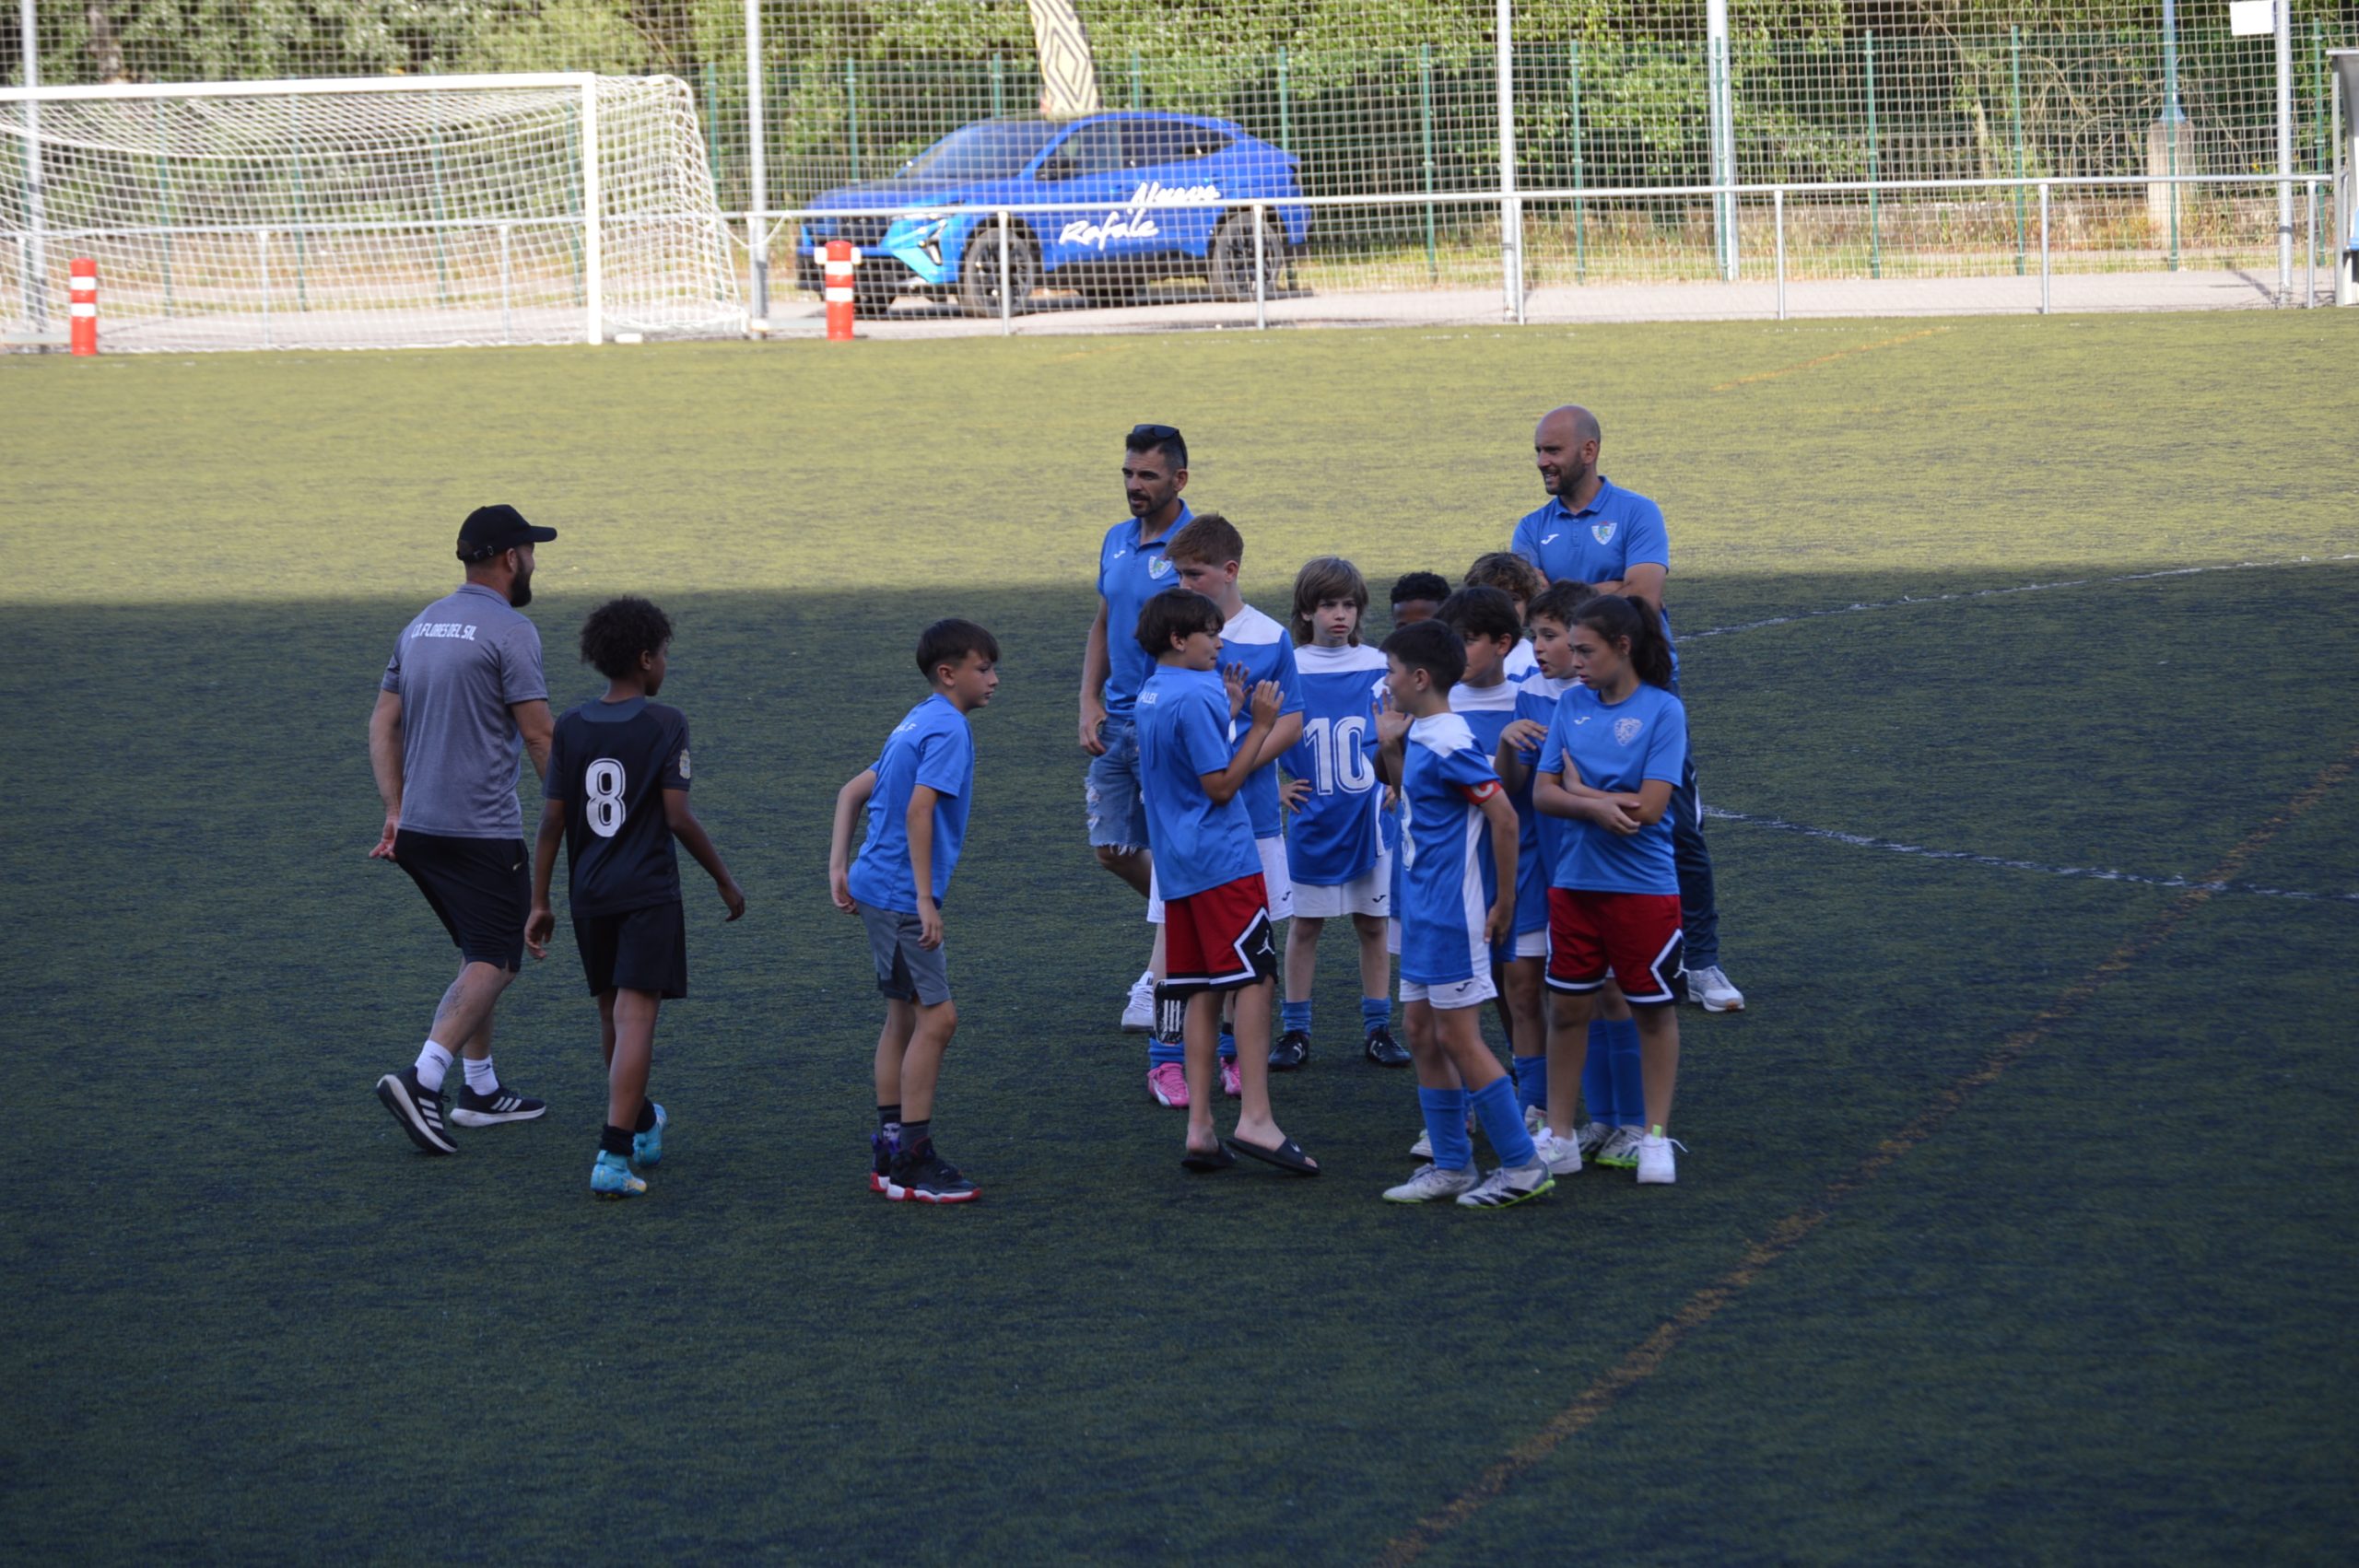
[
  {"left": 1496, "top": 0, "right": 1520, "bottom": 322},
  {"left": 1708, "top": 0, "right": 1734, "bottom": 280},
  {"left": 1569, "top": 40, "right": 1586, "bottom": 283},
  {"left": 2306, "top": 180, "right": 2317, "bottom": 305},
  {"left": 292, "top": 96, "right": 308, "bottom": 311},
  {"left": 998, "top": 208, "right": 1011, "bottom": 335},
  {"left": 582, "top": 77, "right": 604, "bottom": 345},
  {"left": 2165, "top": 3, "right": 2179, "bottom": 272},
  {"left": 2038, "top": 181, "right": 2050, "bottom": 315},
  {"left": 847, "top": 58, "right": 861, "bottom": 181},
  {"left": 702, "top": 63, "right": 722, "bottom": 194},
  {"left": 1253, "top": 200, "right": 1268, "bottom": 330},
  {"left": 1774, "top": 185, "right": 1786, "bottom": 320},
  {"left": 1421, "top": 45, "right": 1438, "bottom": 284},
  {"left": 1865, "top": 29, "right": 1880, "bottom": 281},
  {"left": 429, "top": 105, "right": 450, "bottom": 307},
  {"left": 745, "top": 0, "right": 769, "bottom": 325},
  {"left": 2275, "top": 0, "right": 2293, "bottom": 304},
  {"left": 499, "top": 222, "right": 512, "bottom": 344},
  {"left": 158, "top": 99, "right": 173, "bottom": 317},
  {"left": 2011, "top": 25, "right": 2025, "bottom": 277},
  {"left": 18, "top": 0, "right": 46, "bottom": 334},
  {"left": 1278, "top": 47, "right": 1291, "bottom": 154},
  {"left": 259, "top": 228, "right": 271, "bottom": 347}
]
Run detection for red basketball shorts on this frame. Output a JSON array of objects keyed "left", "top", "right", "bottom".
[
  {"left": 1545, "top": 887, "right": 1685, "bottom": 1006},
  {"left": 1162, "top": 872, "right": 1278, "bottom": 994}
]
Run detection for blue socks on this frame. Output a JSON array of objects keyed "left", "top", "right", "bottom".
[
  {"left": 1417, "top": 1086, "right": 1473, "bottom": 1171},
  {"left": 1607, "top": 1016, "right": 1643, "bottom": 1127},
  {"left": 1471, "top": 1077, "right": 1538, "bottom": 1168},
  {"left": 1280, "top": 1000, "right": 1313, "bottom": 1036},
  {"left": 1511, "top": 1051, "right": 1548, "bottom": 1114},
  {"left": 1582, "top": 1020, "right": 1615, "bottom": 1124},
  {"left": 1148, "top": 1033, "right": 1184, "bottom": 1068},
  {"left": 1360, "top": 995, "right": 1391, "bottom": 1033}
]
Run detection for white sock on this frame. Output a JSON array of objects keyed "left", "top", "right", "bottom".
[
  {"left": 464, "top": 1056, "right": 499, "bottom": 1095},
  {"left": 414, "top": 1041, "right": 454, "bottom": 1092}
]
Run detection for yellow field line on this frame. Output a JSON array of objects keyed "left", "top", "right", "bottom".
[
  {"left": 1709, "top": 325, "right": 1951, "bottom": 392},
  {"left": 1373, "top": 736, "right": 2359, "bottom": 1568}
]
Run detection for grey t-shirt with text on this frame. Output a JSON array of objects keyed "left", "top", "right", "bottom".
[{"left": 381, "top": 582, "right": 548, "bottom": 838}]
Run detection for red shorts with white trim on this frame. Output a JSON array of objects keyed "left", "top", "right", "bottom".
[
  {"left": 1163, "top": 873, "right": 1278, "bottom": 994},
  {"left": 1545, "top": 888, "right": 1685, "bottom": 1006}
]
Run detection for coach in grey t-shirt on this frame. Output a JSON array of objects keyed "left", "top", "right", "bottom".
[{"left": 370, "top": 504, "right": 559, "bottom": 1155}]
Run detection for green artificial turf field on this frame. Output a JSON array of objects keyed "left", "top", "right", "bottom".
[{"left": 2, "top": 313, "right": 2354, "bottom": 1563}]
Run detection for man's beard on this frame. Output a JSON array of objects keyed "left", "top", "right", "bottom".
[{"left": 509, "top": 571, "right": 533, "bottom": 608}]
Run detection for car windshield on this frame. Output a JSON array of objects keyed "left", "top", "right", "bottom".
[{"left": 899, "top": 122, "right": 1062, "bottom": 182}]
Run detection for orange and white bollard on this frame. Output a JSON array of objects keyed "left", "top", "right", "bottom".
[
  {"left": 69, "top": 258, "right": 98, "bottom": 357},
  {"left": 823, "top": 240, "right": 859, "bottom": 341}
]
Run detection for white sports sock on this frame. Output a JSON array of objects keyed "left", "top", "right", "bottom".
[
  {"left": 464, "top": 1056, "right": 499, "bottom": 1096},
  {"left": 415, "top": 1041, "right": 454, "bottom": 1092}
]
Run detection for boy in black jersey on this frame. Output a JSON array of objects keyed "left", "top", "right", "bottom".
[{"left": 526, "top": 597, "right": 745, "bottom": 1199}]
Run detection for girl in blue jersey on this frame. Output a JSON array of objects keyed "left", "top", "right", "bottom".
[{"left": 1532, "top": 594, "right": 1689, "bottom": 1186}]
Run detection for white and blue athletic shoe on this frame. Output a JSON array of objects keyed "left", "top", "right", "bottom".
[
  {"left": 592, "top": 1151, "right": 646, "bottom": 1199},
  {"left": 634, "top": 1103, "right": 666, "bottom": 1167}
]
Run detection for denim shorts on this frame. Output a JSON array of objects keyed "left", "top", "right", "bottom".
[{"left": 1085, "top": 714, "right": 1153, "bottom": 852}]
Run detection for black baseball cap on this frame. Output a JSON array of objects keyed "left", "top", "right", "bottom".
[{"left": 456, "top": 503, "right": 557, "bottom": 561}]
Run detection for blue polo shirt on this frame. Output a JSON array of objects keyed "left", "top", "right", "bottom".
[
  {"left": 846, "top": 694, "right": 977, "bottom": 913},
  {"left": 1510, "top": 477, "right": 1679, "bottom": 686},
  {"left": 1135, "top": 662, "right": 1260, "bottom": 901},
  {"left": 1542, "top": 681, "right": 1687, "bottom": 896},
  {"left": 1097, "top": 501, "right": 1192, "bottom": 720}
]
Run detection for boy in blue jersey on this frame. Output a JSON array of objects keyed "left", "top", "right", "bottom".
[
  {"left": 1499, "top": 579, "right": 1646, "bottom": 1170},
  {"left": 1372, "top": 620, "right": 1552, "bottom": 1210},
  {"left": 1274, "top": 556, "right": 1403, "bottom": 1069},
  {"left": 828, "top": 619, "right": 1001, "bottom": 1204},
  {"left": 1377, "top": 573, "right": 1448, "bottom": 1000},
  {"left": 1436, "top": 588, "right": 1552, "bottom": 1142},
  {"left": 1081, "top": 424, "right": 1193, "bottom": 1038},
  {"left": 1532, "top": 594, "right": 1690, "bottom": 1186},
  {"left": 526, "top": 598, "right": 746, "bottom": 1199},
  {"left": 1144, "top": 513, "right": 1306, "bottom": 1087},
  {"left": 1133, "top": 588, "right": 1319, "bottom": 1177}
]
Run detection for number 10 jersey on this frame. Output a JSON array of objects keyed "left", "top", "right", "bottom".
[
  {"left": 546, "top": 695, "right": 693, "bottom": 917},
  {"left": 1283, "top": 643, "right": 1390, "bottom": 888}
]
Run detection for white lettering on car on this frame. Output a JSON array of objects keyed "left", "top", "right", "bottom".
[{"left": 1058, "top": 181, "right": 1225, "bottom": 252}]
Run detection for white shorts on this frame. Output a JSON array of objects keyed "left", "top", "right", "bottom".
[
  {"left": 1401, "top": 974, "right": 1497, "bottom": 1010},
  {"left": 1505, "top": 928, "right": 1547, "bottom": 960},
  {"left": 1387, "top": 917, "right": 1402, "bottom": 956},
  {"left": 1149, "top": 836, "right": 1293, "bottom": 925},
  {"left": 1290, "top": 847, "right": 1392, "bottom": 921}
]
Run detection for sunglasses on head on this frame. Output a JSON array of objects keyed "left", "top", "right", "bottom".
[{"left": 1130, "top": 423, "right": 1181, "bottom": 440}]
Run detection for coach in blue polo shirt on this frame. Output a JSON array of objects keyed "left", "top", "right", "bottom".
[
  {"left": 1511, "top": 404, "right": 1743, "bottom": 1013},
  {"left": 1080, "top": 423, "right": 1194, "bottom": 1037}
]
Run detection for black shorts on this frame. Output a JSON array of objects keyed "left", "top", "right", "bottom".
[
  {"left": 573, "top": 901, "right": 688, "bottom": 1000},
  {"left": 396, "top": 830, "right": 529, "bottom": 971}
]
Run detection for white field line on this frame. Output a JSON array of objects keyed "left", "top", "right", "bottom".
[
  {"left": 1704, "top": 806, "right": 2359, "bottom": 906},
  {"left": 1674, "top": 554, "right": 2359, "bottom": 646}
]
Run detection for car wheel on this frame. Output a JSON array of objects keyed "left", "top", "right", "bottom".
[
  {"left": 957, "top": 227, "right": 1039, "bottom": 317},
  {"left": 1209, "top": 210, "right": 1284, "bottom": 302}
]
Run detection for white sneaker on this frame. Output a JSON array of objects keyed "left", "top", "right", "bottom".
[
  {"left": 1575, "top": 1121, "right": 1612, "bottom": 1159},
  {"left": 1532, "top": 1127, "right": 1583, "bottom": 1177},
  {"left": 1523, "top": 1103, "right": 1545, "bottom": 1135},
  {"left": 1385, "top": 1163, "right": 1479, "bottom": 1203},
  {"left": 1121, "top": 969, "right": 1156, "bottom": 1032},
  {"left": 1456, "top": 1161, "right": 1555, "bottom": 1209},
  {"left": 1595, "top": 1126, "right": 1644, "bottom": 1169},
  {"left": 1687, "top": 965, "right": 1744, "bottom": 1012},
  {"left": 1408, "top": 1127, "right": 1433, "bottom": 1158},
  {"left": 1636, "top": 1131, "right": 1685, "bottom": 1185}
]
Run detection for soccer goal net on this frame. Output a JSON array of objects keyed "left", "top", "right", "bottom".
[{"left": 0, "top": 74, "right": 742, "bottom": 351}]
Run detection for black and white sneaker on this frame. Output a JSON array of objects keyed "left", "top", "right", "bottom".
[
  {"left": 1268, "top": 1029, "right": 1311, "bottom": 1071},
  {"left": 1363, "top": 1024, "right": 1411, "bottom": 1067},
  {"left": 449, "top": 1084, "right": 548, "bottom": 1127},
  {"left": 376, "top": 1067, "right": 457, "bottom": 1155}
]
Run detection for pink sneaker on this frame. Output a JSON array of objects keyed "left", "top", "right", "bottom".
[
  {"left": 1146, "top": 1062, "right": 1190, "bottom": 1107},
  {"left": 1219, "top": 1058, "right": 1242, "bottom": 1098}
]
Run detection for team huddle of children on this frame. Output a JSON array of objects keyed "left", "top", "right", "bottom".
[{"left": 530, "top": 524, "right": 1689, "bottom": 1211}]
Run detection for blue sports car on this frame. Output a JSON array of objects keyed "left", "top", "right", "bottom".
[{"left": 795, "top": 111, "right": 1310, "bottom": 314}]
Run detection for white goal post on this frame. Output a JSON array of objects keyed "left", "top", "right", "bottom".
[{"left": 0, "top": 74, "right": 742, "bottom": 351}]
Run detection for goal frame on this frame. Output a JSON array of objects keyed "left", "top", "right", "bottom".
[{"left": 2, "top": 73, "right": 625, "bottom": 345}]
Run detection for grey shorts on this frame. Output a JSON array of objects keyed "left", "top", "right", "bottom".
[{"left": 860, "top": 901, "right": 951, "bottom": 1006}]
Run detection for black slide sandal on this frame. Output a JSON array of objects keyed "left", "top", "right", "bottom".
[
  {"left": 1180, "top": 1144, "right": 1237, "bottom": 1173},
  {"left": 1224, "top": 1134, "right": 1320, "bottom": 1176}
]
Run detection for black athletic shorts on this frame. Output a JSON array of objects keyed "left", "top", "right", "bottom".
[
  {"left": 396, "top": 829, "right": 529, "bottom": 971},
  {"left": 573, "top": 901, "right": 688, "bottom": 1000}
]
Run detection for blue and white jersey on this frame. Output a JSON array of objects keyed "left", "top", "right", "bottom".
[
  {"left": 1398, "top": 712, "right": 1505, "bottom": 988},
  {"left": 1503, "top": 640, "right": 1540, "bottom": 688},
  {"left": 1215, "top": 604, "right": 1304, "bottom": 840},
  {"left": 1542, "top": 682, "right": 1688, "bottom": 896},
  {"left": 1282, "top": 643, "right": 1389, "bottom": 886},
  {"left": 848, "top": 694, "right": 978, "bottom": 913},
  {"left": 1450, "top": 679, "right": 1547, "bottom": 937},
  {"left": 1136, "top": 662, "right": 1261, "bottom": 901},
  {"left": 1518, "top": 673, "right": 1580, "bottom": 885},
  {"left": 1510, "top": 478, "right": 1680, "bottom": 686},
  {"left": 1097, "top": 502, "right": 1191, "bottom": 720}
]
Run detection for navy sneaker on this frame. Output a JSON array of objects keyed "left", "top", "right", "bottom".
[
  {"left": 869, "top": 1129, "right": 900, "bottom": 1194},
  {"left": 1268, "top": 1029, "right": 1311, "bottom": 1071},
  {"left": 449, "top": 1083, "right": 548, "bottom": 1128},
  {"left": 1363, "top": 1024, "right": 1411, "bottom": 1067},
  {"left": 885, "top": 1142, "right": 979, "bottom": 1204},
  {"left": 376, "top": 1067, "right": 456, "bottom": 1155}
]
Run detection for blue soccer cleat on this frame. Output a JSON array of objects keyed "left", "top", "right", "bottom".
[
  {"left": 592, "top": 1150, "right": 647, "bottom": 1199},
  {"left": 634, "top": 1103, "right": 666, "bottom": 1167}
]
